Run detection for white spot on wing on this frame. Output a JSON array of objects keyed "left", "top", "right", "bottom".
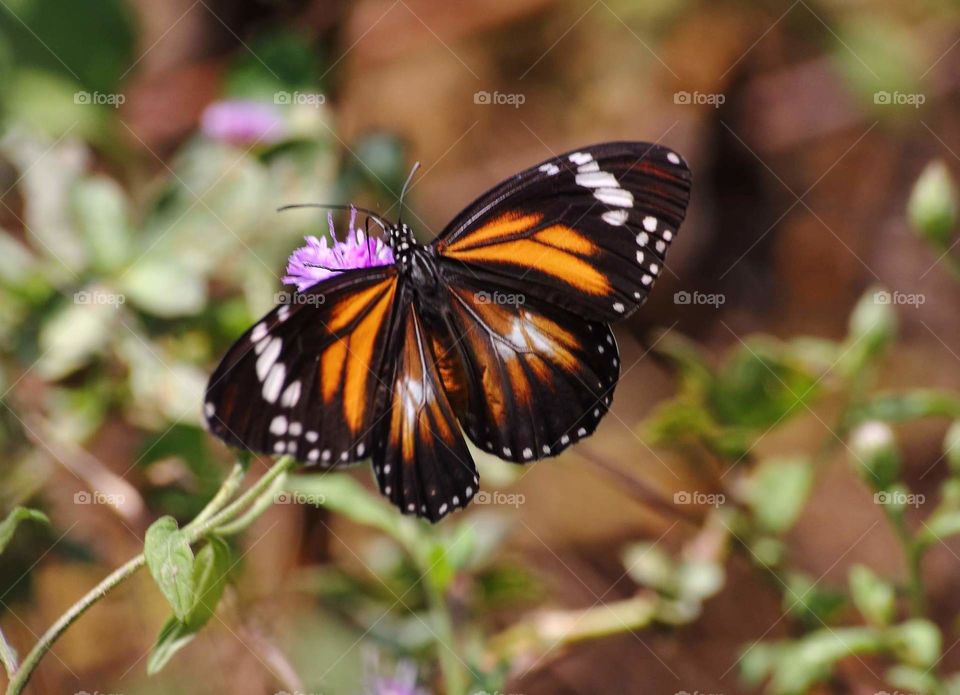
[
  {"left": 539, "top": 162, "right": 560, "bottom": 176},
  {"left": 256, "top": 337, "right": 282, "bottom": 381},
  {"left": 643, "top": 216, "right": 657, "bottom": 232},
  {"left": 576, "top": 171, "right": 619, "bottom": 189},
  {"left": 568, "top": 151, "right": 593, "bottom": 165},
  {"left": 269, "top": 415, "right": 288, "bottom": 435},
  {"left": 594, "top": 187, "right": 634, "bottom": 207},
  {"left": 250, "top": 323, "right": 268, "bottom": 342},
  {"left": 262, "top": 363, "right": 286, "bottom": 403},
  {"left": 602, "top": 209, "right": 628, "bottom": 226},
  {"left": 281, "top": 380, "right": 301, "bottom": 408},
  {"left": 667, "top": 152, "right": 681, "bottom": 165}
]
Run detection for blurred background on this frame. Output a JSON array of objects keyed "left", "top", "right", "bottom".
[{"left": 1, "top": 0, "right": 960, "bottom": 693}]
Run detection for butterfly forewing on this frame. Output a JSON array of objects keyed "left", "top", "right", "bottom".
[
  {"left": 204, "top": 267, "right": 402, "bottom": 466},
  {"left": 373, "top": 302, "right": 478, "bottom": 521},
  {"left": 433, "top": 142, "right": 691, "bottom": 321}
]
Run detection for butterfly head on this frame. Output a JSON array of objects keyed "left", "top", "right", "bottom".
[{"left": 387, "top": 222, "right": 417, "bottom": 265}]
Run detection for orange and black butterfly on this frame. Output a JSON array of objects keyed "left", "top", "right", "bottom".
[{"left": 205, "top": 142, "right": 692, "bottom": 521}]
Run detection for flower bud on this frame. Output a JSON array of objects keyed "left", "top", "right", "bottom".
[
  {"left": 909, "top": 161, "right": 957, "bottom": 248},
  {"left": 850, "top": 421, "right": 900, "bottom": 490}
]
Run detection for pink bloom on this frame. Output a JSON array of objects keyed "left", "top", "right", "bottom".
[
  {"left": 201, "top": 100, "right": 285, "bottom": 146},
  {"left": 283, "top": 207, "right": 395, "bottom": 291}
]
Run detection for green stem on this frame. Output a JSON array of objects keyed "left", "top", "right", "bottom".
[
  {"left": 5, "top": 554, "right": 146, "bottom": 695},
  {"left": 421, "top": 574, "right": 466, "bottom": 695},
  {"left": 889, "top": 508, "right": 926, "bottom": 616},
  {"left": 4, "top": 456, "right": 295, "bottom": 695},
  {"left": 0, "top": 627, "right": 18, "bottom": 678},
  {"left": 184, "top": 460, "right": 247, "bottom": 532}
]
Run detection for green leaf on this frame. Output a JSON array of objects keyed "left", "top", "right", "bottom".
[
  {"left": 749, "top": 457, "right": 814, "bottom": 533},
  {"left": 770, "top": 627, "right": 882, "bottom": 695},
  {"left": 840, "top": 287, "right": 897, "bottom": 376},
  {"left": 144, "top": 516, "right": 195, "bottom": 621},
  {"left": 0, "top": 507, "right": 48, "bottom": 556},
  {"left": 909, "top": 161, "right": 957, "bottom": 248},
  {"left": 849, "top": 390, "right": 960, "bottom": 424},
  {"left": 888, "top": 619, "right": 941, "bottom": 668},
  {"left": 72, "top": 176, "right": 132, "bottom": 272},
  {"left": 120, "top": 259, "right": 207, "bottom": 318},
  {"left": 188, "top": 536, "right": 231, "bottom": 625},
  {"left": 848, "top": 564, "right": 894, "bottom": 626},
  {"left": 782, "top": 573, "right": 846, "bottom": 629},
  {"left": 285, "top": 474, "right": 422, "bottom": 551},
  {"left": 945, "top": 421, "right": 960, "bottom": 474},
  {"left": 146, "top": 616, "right": 199, "bottom": 675},
  {"left": 146, "top": 535, "right": 231, "bottom": 675},
  {"left": 708, "top": 340, "right": 818, "bottom": 430}
]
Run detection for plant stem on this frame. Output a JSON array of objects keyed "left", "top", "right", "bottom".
[
  {"left": 5, "top": 554, "right": 146, "bottom": 695},
  {"left": 889, "top": 509, "right": 926, "bottom": 616},
  {"left": 4, "top": 456, "right": 295, "bottom": 695},
  {"left": 421, "top": 575, "right": 466, "bottom": 695}
]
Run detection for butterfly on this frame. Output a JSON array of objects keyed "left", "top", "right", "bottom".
[{"left": 204, "top": 141, "right": 692, "bottom": 522}]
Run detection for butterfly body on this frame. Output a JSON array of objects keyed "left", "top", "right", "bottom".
[{"left": 206, "top": 141, "right": 692, "bottom": 521}]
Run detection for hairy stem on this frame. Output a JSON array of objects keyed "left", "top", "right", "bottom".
[{"left": 5, "top": 456, "right": 295, "bottom": 695}]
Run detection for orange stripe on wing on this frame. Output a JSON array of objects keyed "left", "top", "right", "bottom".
[
  {"left": 341, "top": 279, "right": 398, "bottom": 432},
  {"left": 444, "top": 223, "right": 611, "bottom": 296},
  {"left": 441, "top": 211, "right": 544, "bottom": 252}
]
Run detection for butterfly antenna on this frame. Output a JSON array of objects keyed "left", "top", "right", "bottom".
[
  {"left": 277, "top": 203, "right": 388, "bottom": 232},
  {"left": 397, "top": 161, "right": 421, "bottom": 225}
]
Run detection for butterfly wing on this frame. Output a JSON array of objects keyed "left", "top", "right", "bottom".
[
  {"left": 204, "top": 267, "right": 402, "bottom": 466},
  {"left": 435, "top": 268, "right": 619, "bottom": 463},
  {"left": 372, "top": 297, "right": 478, "bottom": 521},
  {"left": 432, "top": 141, "right": 691, "bottom": 321}
]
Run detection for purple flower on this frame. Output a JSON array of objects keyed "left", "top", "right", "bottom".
[
  {"left": 283, "top": 207, "right": 395, "bottom": 291},
  {"left": 365, "top": 657, "right": 428, "bottom": 695},
  {"left": 200, "top": 99, "right": 285, "bottom": 146}
]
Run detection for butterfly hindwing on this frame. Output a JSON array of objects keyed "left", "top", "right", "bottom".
[
  {"left": 373, "top": 300, "right": 478, "bottom": 522},
  {"left": 433, "top": 141, "right": 691, "bottom": 321},
  {"left": 437, "top": 268, "right": 620, "bottom": 463},
  {"left": 204, "top": 267, "right": 401, "bottom": 467}
]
